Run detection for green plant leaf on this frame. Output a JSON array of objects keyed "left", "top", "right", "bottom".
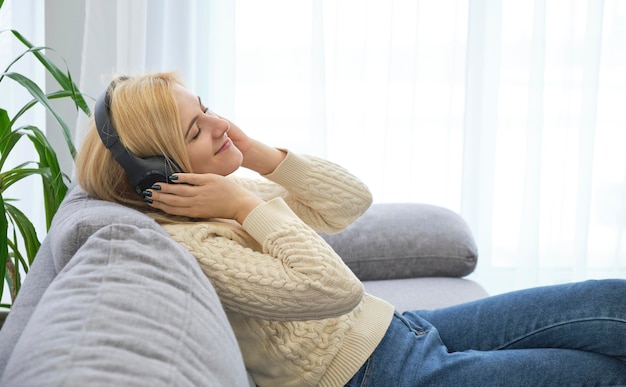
[
  {"left": 0, "top": 195, "right": 8, "bottom": 305},
  {"left": 10, "top": 90, "right": 92, "bottom": 129},
  {"left": 0, "top": 108, "right": 8, "bottom": 137},
  {"left": 1, "top": 45, "right": 49, "bottom": 81},
  {"left": 25, "top": 125, "right": 63, "bottom": 175},
  {"left": 0, "top": 129, "right": 25, "bottom": 171},
  {"left": 0, "top": 124, "right": 69, "bottom": 229},
  {"left": 6, "top": 236, "right": 23, "bottom": 302},
  {"left": 1, "top": 29, "right": 91, "bottom": 116},
  {"left": 0, "top": 108, "right": 12, "bottom": 170},
  {"left": 1, "top": 72, "right": 77, "bottom": 158},
  {"left": 24, "top": 125, "right": 69, "bottom": 227},
  {"left": 0, "top": 165, "right": 48, "bottom": 189},
  {"left": 5, "top": 202, "right": 40, "bottom": 265}
]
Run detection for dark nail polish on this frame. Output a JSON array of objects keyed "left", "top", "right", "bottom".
[
  {"left": 142, "top": 190, "right": 152, "bottom": 197},
  {"left": 151, "top": 185, "right": 162, "bottom": 190},
  {"left": 144, "top": 198, "right": 153, "bottom": 204},
  {"left": 169, "top": 174, "right": 178, "bottom": 181}
]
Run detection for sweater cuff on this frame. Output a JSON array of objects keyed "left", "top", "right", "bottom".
[
  {"left": 242, "top": 197, "right": 301, "bottom": 245},
  {"left": 261, "top": 150, "right": 312, "bottom": 189}
]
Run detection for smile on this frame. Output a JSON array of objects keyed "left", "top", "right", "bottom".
[{"left": 214, "top": 138, "right": 231, "bottom": 155}]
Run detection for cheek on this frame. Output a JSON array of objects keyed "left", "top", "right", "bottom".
[
  {"left": 187, "top": 142, "right": 243, "bottom": 175},
  {"left": 187, "top": 144, "right": 212, "bottom": 173}
]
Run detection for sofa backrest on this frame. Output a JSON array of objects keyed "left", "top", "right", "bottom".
[{"left": 0, "top": 186, "right": 251, "bottom": 386}]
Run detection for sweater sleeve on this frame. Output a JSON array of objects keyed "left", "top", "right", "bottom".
[
  {"left": 165, "top": 198, "right": 365, "bottom": 322},
  {"left": 230, "top": 151, "right": 373, "bottom": 234}
]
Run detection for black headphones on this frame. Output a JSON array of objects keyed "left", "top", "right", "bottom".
[{"left": 94, "top": 86, "right": 183, "bottom": 195}]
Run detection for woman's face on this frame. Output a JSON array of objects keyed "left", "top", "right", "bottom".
[{"left": 173, "top": 85, "right": 243, "bottom": 175}]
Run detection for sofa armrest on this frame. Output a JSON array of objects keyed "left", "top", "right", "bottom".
[{"left": 321, "top": 203, "right": 478, "bottom": 281}]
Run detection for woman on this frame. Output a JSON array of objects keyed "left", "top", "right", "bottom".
[{"left": 76, "top": 72, "right": 626, "bottom": 386}]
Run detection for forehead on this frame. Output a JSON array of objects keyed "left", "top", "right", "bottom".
[
  {"left": 172, "top": 85, "right": 199, "bottom": 128},
  {"left": 172, "top": 84, "right": 198, "bottom": 110}
]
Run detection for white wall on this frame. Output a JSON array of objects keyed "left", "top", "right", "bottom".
[{"left": 44, "top": 0, "right": 86, "bottom": 177}]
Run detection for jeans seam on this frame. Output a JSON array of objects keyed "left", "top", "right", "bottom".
[
  {"left": 359, "top": 357, "right": 372, "bottom": 387},
  {"left": 498, "top": 317, "right": 626, "bottom": 350}
]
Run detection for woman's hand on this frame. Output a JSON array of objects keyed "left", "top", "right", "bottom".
[{"left": 144, "top": 173, "right": 264, "bottom": 224}]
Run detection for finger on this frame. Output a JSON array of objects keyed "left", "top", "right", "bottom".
[
  {"left": 144, "top": 185, "right": 198, "bottom": 208},
  {"left": 168, "top": 173, "right": 214, "bottom": 186},
  {"left": 147, "top": 188, "right": 195, "bottom": 206},
  {"left": 146, "top": 198, "right": 194, "bottom": 217},
  {"left": 145, "top": 180, "right": 195, "bottom": 197}
]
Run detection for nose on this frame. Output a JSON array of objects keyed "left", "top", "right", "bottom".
[{"left": 208, "top": 116, "right": 230, "bottom": 138}]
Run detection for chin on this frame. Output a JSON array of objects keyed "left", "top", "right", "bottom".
[
  {"left": 223, "top": 164, "right": 241, "bottom": 176},
  {"left": 204, "top": 146, "right": 242, "bottom": 176},
  {"left": 222, "top": 154, "right": 243, "bottom": 176}
]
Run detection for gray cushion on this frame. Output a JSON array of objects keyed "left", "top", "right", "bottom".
[
  {"left": 321, "top": 203, "right": 478, "bottom": 280},
  {"left": 363, "top": 277, "right": 489, "bottom": 311},
  {"left": 0, "top": 186, "right": 251, "bottom": 386}
]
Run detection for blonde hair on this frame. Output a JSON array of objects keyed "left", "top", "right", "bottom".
[{"left": 76, "top": 71, "right": 192, "bottom": 218}]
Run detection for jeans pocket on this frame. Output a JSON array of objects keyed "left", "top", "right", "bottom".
[{"left": 395, "top": 311, "right": 431, "bottom": 336}]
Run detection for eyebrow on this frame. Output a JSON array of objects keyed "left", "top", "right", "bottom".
[{"left": 184, "top": 96, "right": 203, "bottom": 140}]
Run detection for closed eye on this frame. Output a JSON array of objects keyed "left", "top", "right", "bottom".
[
  {"left": 190, "top": 99, "right": 210, "bottom": 141},
  {"left": 192, "top": 126, "right": 201, "bottom": 140}
]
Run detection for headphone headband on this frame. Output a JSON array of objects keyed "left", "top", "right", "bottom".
[
  {"left": 94, "top": 90, "right": 120, "bottom": 149},
  {"left": 93, "top": 86, "right": 182, "bottom": 195}
]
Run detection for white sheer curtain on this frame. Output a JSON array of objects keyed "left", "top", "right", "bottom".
[
  {"left": 78, "top": 0, "right": 626, "bottom": 294},
  {"left": 460, "top": 0, "right": 626, "bottom": 292},
  {"left": 75, "top": 0, "right": 232, "bottom": 147}
]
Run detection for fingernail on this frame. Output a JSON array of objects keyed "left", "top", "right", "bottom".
[
  {"left": 142, "top": 190, "right": 152, "bottom": 197},
  {"left": 169, "top": 175, "right": 179, "bottom": 181},
  {"left": 151, "top": 185, "right": 161, "bottom": 190},
  {"left": 144, "top": 198, "right": 153, "bottom": 204}
]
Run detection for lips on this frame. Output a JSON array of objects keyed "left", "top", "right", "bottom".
[{"left": 214, "top": 138, "right": 231, "bottom": 155}]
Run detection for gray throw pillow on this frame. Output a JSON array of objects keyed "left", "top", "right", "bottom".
[{"left": 321, "top": 203, "right": 478, "bottom": 280}]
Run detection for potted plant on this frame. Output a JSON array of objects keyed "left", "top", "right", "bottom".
[{"left": 0, "top": 0, "right": 90, "bottom": 326}]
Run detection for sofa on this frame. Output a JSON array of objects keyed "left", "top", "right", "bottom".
[{"left": 0, "top": 185, "right": 488, "bottom": 386}]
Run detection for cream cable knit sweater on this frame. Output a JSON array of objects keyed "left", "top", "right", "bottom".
[{"left": 164, "top": 152, "right": 395, "bottom": 387}]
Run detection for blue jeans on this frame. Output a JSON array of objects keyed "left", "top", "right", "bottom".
[{"left": 346, "top": 279, "right": 626, "bottom": 386}]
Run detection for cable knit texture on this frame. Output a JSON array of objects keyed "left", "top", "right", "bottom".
[{"left": 164, "top": 152, "right": 394, "bottom": 387}]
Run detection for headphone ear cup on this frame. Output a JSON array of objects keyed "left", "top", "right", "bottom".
[{"left": 128, "top": 156, "right": 183, "bottom": 194}]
